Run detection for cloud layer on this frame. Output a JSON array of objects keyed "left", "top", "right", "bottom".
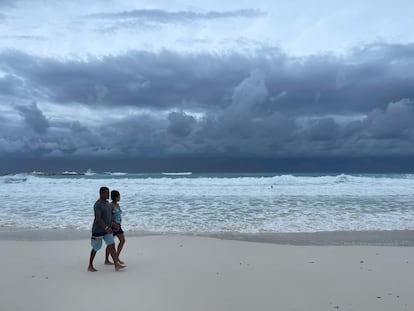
[
  {"left": 1, "top": 1, "right": 414, "bottom": 172},
  {"left": 88, "top": 8, "right": 264, "bottom": 22},
  {"left": 1, "top": 43, "right": 414, "bottom": 163}
]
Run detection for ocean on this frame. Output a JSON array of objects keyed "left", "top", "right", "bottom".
[{"left": 1, "top": 171, "right": 414, "bottom": 233}]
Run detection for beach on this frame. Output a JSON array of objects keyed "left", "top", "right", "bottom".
[{"left": 1, "top": 231, "right": 413, "bottom": 311}]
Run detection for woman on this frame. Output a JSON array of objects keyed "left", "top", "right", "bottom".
[{"left": 105, "top": 190, "right": 126, "bottom": 265}]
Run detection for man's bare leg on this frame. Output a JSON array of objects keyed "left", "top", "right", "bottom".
[
  {"left": 88, "top": 249, "right": 98, "bottom": 272},
  {"left": 104, "top": 245, "right": 114, "bottom": 265}
]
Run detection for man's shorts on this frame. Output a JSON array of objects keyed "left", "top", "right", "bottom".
[{"left": 91, "top": 233, "right": 115, "bottom": 251}]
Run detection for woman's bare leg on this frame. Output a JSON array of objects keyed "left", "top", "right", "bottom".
[{"left": 116, "top": 234, "right": 125, "bottom": 264}]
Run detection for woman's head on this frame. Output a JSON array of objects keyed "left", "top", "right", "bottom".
[{"left": 111, "top": 190, "right": 120, "bottom": 201}]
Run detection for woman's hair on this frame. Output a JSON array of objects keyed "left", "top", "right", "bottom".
[{"left": 111, "top": 190, "right": 120, "bottom": 201}]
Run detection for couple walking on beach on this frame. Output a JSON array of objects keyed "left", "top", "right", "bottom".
[{"left": 88, "top": 186, "right": 126, "bottom": 272}]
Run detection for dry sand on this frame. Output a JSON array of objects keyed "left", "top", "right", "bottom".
[{"left": 1, "top": 233, "right": 413, "bottom": 311}]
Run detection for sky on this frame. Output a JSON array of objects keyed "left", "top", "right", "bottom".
[{"left": 1, "top": 0, "right": 414, "bottom": 173}]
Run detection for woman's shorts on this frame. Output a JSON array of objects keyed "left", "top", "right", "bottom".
[{"left": 113, "top": 224, "right": 124, "bottom": 236}]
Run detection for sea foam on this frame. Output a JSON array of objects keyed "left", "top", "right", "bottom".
[{"left": 0, "top": 173, "right": 413, "bottom": 233}]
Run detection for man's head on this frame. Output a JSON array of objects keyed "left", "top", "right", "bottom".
[{"left": 99, "top": 186, "right": 109, "bottom": 200}]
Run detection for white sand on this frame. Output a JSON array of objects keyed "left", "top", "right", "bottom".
[{"left": 1, "top": 235, "right": 413, "bottom": 311}]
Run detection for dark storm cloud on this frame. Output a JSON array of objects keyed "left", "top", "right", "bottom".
[
  {"left": 0, "top": 50, "right": 256, "bottom": 110},
  {"left": 3, "top": 42, "right": 414, "bottom": 115},
  {"left": 168, "top": 111, "right": 196, "bottom": 137},
  {"left": 0, "top": 73, "right": 29, "bottom": 98},
  {"left": 87, "top": 8, "right": 265, "bottom": 23},
  {"left": 16, "top": 101, "right": 50, "bottom": 134},
  {"left": 1, "top": 42, "right": 414, "bottom": 160},
  {"left": 363, "top": 98, "right": 414, "bottom": 139}
]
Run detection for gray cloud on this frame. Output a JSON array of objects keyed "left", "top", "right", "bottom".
[
  {"left": 0, "top": 73, "right": 29, "bottom": 98},
  {"left": 87, "top": 8, "right": 265, "bottom": 23},
  {"left": 16, "top": 102, "right": 50, "bottom": 134},
  {"left": 1, "top": 42, "right": 414, "bottom": 160},
  {"left": 0, "top": 0, "right": 20, "bottom": 7},
  {"left": 364, "top": 98, "right": 414, "bottom": 139},
  {"left": 306, "top": 118, "right": 340, "bottom": 142},
  {"left": 168, "top": 111, "right": 196, "bottom": 138},
  {"left": 85, "top": 8, "right": 265, "bottom": 32},
  {"left": 0, "top": 35, "right": 47, "bottom": 41}
]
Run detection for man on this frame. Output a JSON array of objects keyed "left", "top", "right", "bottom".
[{"left": 88, "top": 186, "right": 125, "bottom": 272}]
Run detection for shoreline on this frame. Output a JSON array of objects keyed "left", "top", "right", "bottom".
[{"left": 1, "top": 228, "right": 414, "bottom": 246}]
